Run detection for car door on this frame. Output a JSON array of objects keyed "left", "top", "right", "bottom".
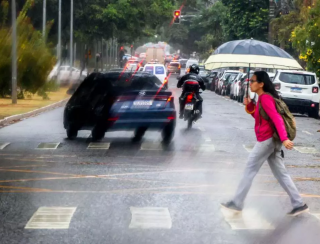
[{"left": 154, "top": 65, "right": 166, "bottom": 83}]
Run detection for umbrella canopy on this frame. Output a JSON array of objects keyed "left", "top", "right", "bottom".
[{"left": 205, "top": 39, "right": 303, "bottom": 70}]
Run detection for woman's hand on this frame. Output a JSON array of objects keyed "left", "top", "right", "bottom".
[
  {"left": 243, "top": 97, "right": 251, "bottom": 106},
  {"left": 283, "top": 140, "right": 294, "bottom": 150}
]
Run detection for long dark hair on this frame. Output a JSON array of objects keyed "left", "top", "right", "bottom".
[{"left": 254, "top": 71, "right": 279, "bottom": 99}]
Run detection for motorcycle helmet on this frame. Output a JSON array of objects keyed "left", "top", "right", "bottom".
[{"left": 189, "top": 64, "right": 200, "bottom": 75}]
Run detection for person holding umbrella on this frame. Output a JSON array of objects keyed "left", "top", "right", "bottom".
[{"left": 221, "top": 71, "right": 309, "bottom": 216}]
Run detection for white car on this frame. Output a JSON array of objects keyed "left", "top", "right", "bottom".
[
  {"left": 217, "top": 70, "right": 242, "bottom": 95},
  {"left": 143, "top": 64, "right": 167, "bottom": 88},
  {"left": 126, "top": 59, "right": 141, "bottom": 71},
  {"left": 48, "top": 65, "right": 87, "bottom": 85},
  {"left": 139, "top": 53, "right": 146, "bottom": 59},
  {"left": 273, "top": 70, "right": 320, "bottom": 118}
]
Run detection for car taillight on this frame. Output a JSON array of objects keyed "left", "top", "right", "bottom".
[
  {"left": 312, "top": 87, "right": 319, "bottom": 93},
  {"left": 274, "top": 83, "right": 281, "bottom": 90},
  {"left": 178, "top": 65, "right": 181, "bottom": 69},
  {"left": 246, "top": 78, "right": 249, "bottom": 82}
]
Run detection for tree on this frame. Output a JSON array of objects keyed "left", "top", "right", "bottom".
[
  {"left": 291, "top": 0, "right": 320, "bottom": 76},
  {"left": 221, "top": 0, "right": 269, "bottom": 41},
  {"left": 0, "top": 0, "right": 55, "bottom": 98}
]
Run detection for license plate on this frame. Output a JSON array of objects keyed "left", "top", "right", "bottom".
[
  {"left": 185, "top": 104, "right": 194, "bottom": 110},
  {"left": 291, "top": 88, "right": 302, "bottom": 93},
  {"left": 133, "top": 100, "right": 153, "bottom": 106}
]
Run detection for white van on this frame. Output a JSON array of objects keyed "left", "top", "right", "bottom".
[
  {"left": 273, "top": 70, "right": 320, "bottom": 118},
  {"left": 143, "top": 64, "right": 167, "bottom": 88},
  {"left": 185, "top": 59, "right": 199, "bottom": 74}
]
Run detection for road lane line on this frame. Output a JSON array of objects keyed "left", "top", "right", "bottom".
[
  {"left": 302, "top": 131, "right": 312, "bottom": 135},
  {"left": 0, "top": 143, "right": 10, "bottom": 150},
  {"left": 129, "top": 207, "right": 172, "bottom": 229},
  {"left": 0, "top": 169, "right": 83, "bottom": 177},
  {"left": 25, "top": 207, "right": 77, "bottom": 229}
]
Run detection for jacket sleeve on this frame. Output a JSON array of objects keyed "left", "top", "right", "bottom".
[
  {"left": 261, "top": 95, "right": 288, "bottom": 142},
  {"left": 245, "top": 102, "right": 256, "bottom": 118},
  {"left": 177, "top": 75, "right": 186, "bottom": 88}
]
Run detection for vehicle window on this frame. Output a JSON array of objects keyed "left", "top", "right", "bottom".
[
  {"left": 169, "top": 63, "right": 179, "bottom": 67},
  {"left": 144, "top": 66, "right": 154, "bottom": 74},
  {"left": 155, "top": 66, "right": 165, "bottom": 74},
  {"left": 279, "top": 73, "right": 315, "bottom": 85}
]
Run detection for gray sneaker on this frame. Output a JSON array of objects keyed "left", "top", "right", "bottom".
[
  {"left": 220, "top": 201, "right": 242, "bottom": 213},
  {"left": 287, "top": 204, "right": 309, "bottom": 216}
]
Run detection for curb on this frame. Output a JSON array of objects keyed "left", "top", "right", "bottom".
[{"left": 0, "top": 98, "right": 69, "bottom": 127}]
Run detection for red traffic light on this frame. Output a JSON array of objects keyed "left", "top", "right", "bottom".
[
  {"left": 120, "top": 46, "right": 124, "bottom": 50},
  {"left": 131, "top": 45, "right": 133, "bottom": 48},
  {"left": 174, "top": 10, "right": 180, "bottom": 17}
]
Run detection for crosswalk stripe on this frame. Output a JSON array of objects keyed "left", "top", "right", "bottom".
[
  {"left": 221, "top": 208, "right": 274, "bottom": 230},
  {"left": 25, "top": 207, "right": 77, "bottom": 229},
  {"left": 129, "top": 207, "right": 172, "bottom": 229},
  {"left": 294, "top": 146, "right": 318, "bottom": 154}
]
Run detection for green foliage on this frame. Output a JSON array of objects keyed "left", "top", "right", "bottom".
[
  {"left": 0, "top": 0, "right": 56, "bottom": 98},
  {"left": 221, "top": 0, "right": 269, "bottom": 41},
  {"left": 291, "top": 0, "right": 320, "bottom": 76}
]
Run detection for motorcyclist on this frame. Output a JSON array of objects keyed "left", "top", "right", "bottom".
[{"left": 177, "top": 64, "right": 206, "bottom": 119}]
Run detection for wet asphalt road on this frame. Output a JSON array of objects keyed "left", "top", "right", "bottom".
[{"left": 1, "top": 76, "right": 320, "bottom": 244}]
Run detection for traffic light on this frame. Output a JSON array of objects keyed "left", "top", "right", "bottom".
[
  {"left": 173, "top": 10, "right": 181, "bottom": 24},
  {"left": 130, "top": 45, "right": 133, "bottom": 48},
  {"left": 120, "top": 46, "right": 124, "bottom": 50}
]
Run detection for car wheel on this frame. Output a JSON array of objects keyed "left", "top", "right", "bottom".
[
  {"left": 92, "top": 126, "right": 105, "bottom": 141},
  {"left": 66, "top": 126, "right": 78, "bottom": 140},
  {"left": 162, "top": 122, "right": 174, "bottom": 142},
  {"left": 133, "top": 127, "right": 147, "bottom": 142}
]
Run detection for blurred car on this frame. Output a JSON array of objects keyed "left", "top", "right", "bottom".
[
  {"left": 217, "top": 70, "right": 241, "bottom": 95},
  {"left": 143, "top": 64, "right": 167, "bottom": 88},
  {"left": 233, "top": 73, "right": 246, "bottom": 101},
  {"left": 230, "top": 73, "right": 244, "bottom": 99},
  {"left": 227, "top": 73, "right": 241, "bottom": 97},
  {"left": 179, "top": 59, "right": 188, "bottom": 76},
  {"left": 48, "top": 65, "right": 87, "bottom": 85},
  {"left": 167, "top": 62, "right": 180, "bottom": 74},
  {"left": 63, "top": 72, "right": 175, "bottom": 142},
  {"left": 139, "top": 53, "right": 146, "bottom": 59},
  {"left": 185, "top": 59, "right": 199, "bottom": 74},
  {"left": 125, "top": 59, "right": 141, "bottom": 71},
  {"left": 198, "top": 65, "right": 210, "bottom": 84}
]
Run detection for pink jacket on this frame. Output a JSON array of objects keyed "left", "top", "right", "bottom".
[{"left": 246, "top": 94, "right": 288, "bottom": 142}]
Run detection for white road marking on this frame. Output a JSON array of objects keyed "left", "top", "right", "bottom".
[
  {"left": 141, "top": 142, "right": 162, "bottom": 150},
  {"left": 0, "top": 143, "right": 10, "bottom": 150},
  {"left": 294, "top": 146, "right": 318, "bottom": 154},
  {"left": 221, "top": 208, "right": 274, "bottom": 230},
  {"left": 129, "top": 207, "right": 172, "bottom": 229},
  {"left": 36, "top": 143, "right": 60, "bottom": 150},
  {"left": 198, "top": 144, "right": 215, "bottom": 152},
  {"left": 243, "top": 144, "right": 254, "bottom": 153},
  {"left": 87, "top": 142, "right": 110, "bottom": 150},
  {"left": 302, "top": 131, "right": 312, "bottom": 135},
  {"left": 203, "top": 136, "right": 212, "bottom": 142},
  {"left": 25, "top": 207, "right": 77, "bottom": 229}
]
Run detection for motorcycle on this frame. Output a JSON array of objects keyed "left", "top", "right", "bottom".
[{"left": 183, "top": 92, "right": 202, "bottom": 129}]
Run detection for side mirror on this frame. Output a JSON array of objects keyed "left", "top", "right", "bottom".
[{"left": 177, "top": 76, "right": 181, "bottom": 80}]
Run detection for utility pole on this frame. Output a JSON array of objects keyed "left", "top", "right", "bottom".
[
  {"left": 11, "top": 0, "right": 17, "bottom": 104},
  {"left": 42, "top": 0, "right": 46, "bottom": 40},
  {"left": 70, "top": 0, "right": 74, "bottom": 67},
  {"left": 58, "top": 0, "right": 61, "bottom": 66}
]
